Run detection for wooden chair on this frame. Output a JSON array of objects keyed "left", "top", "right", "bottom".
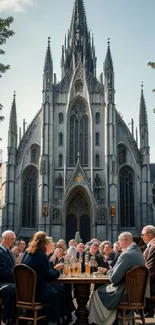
[
  {"left": 117, "top": 265, "right": 149, "bottom": 325},
  {"left": 13, "top": 264, "right": 47, "bottom": 325}
]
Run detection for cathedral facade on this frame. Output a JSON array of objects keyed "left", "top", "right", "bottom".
[{"left": 2, "top": 0, "right": 155, "bottom": 242}]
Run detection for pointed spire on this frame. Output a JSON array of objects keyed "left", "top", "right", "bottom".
[
  {"left": 9, "top": 91, "right": 17, "bottom": 134},
  {"left": 104, "top": 38, "right": 113, "bottom": 73},
  {"left": 44, "top": 37, "right": 53, "bottom": 73},
  {"left": 139, "top": 82, "right": 148, "bottom": 132},
  {"left": 62, "top": 0, "right": 94, "bottom": 76}
]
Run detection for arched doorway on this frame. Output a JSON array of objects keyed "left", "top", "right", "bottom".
[
  {"left": 66, "top": 214, "right": 77, "bottom": 243},
  {"left": 65, "top": 190, "right": 91, "bottom": 243},
  {"left": 80, "top": 214, "right": 90, "bottom": 243}
]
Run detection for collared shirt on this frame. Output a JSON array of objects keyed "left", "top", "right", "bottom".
[{"left": 0, "top": 243, "right": 7, "bottom": 252}]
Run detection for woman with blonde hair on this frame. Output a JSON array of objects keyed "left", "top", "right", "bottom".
[{"left": 22, "top": 231, "right": 71, "bottom": 324}]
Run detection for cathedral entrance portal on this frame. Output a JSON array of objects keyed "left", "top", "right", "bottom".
[{"left": 66, "top": 191, "right": 91, "bottom": 243}]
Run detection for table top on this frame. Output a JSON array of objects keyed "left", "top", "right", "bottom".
[{"left": 57, "top": 275, "right": 109, "bottom": 284}]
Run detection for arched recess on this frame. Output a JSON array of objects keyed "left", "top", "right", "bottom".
[
  {"left": 68, "top": 97, "right": 89, "bottom": 167},
  {"left": 64, "top": 187, "right": 93, "bottom": 243},
  {"left": 21, "top": 166, "right": 38, "bottom": 228},
  {"left": 66, "top": 214, "right": 77, "bottom": 243},
  {"left": 119, "top": 166, "right": 135, "bottom": 227},
  {"left": 31, "top": 144, "right": 40, "bottom": 165}
]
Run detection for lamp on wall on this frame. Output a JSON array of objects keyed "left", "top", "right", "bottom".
[
  {"left": 43, "top": 205, "right": 48, "bottom": 216},
  {"left": 110, "top": 205, "right": 115, "bottom": 217}
]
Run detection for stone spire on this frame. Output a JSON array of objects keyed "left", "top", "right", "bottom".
[
  {"left": 63, "top": 0, "right": 94, "bottom": 75},
  {"left": 9, "top": 91, "right": 17, "bottom": 136},
  {"left": 139, "top": 82, "right": 148, "bottom": 136},
  {"left": 43, "top": 37, "right": 53, "bottom": 95},
  {"left": 104, "top": 38, "right": 113, "bottom": 73},
  {"left": 139, "top": 82, "right": 149, "bottom": 160},
  {"left": 44, "top": 37, "right": 53, "bottom": 74}
]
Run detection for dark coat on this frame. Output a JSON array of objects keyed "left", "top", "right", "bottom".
[
  {"left": 143, "top": 237, "right": 155, "bottom": 295},
  {"left": 98, "top": 251, "right": 118, "bottom": 269},
  {"left": 22, "top": 250, "right": 71, "bottom": 322},
  {"left": 0, "top": 245, "right": 14, "bottom": 283},
  {"left": 0, "top": 245, "right": 16, "bottom": 322}
]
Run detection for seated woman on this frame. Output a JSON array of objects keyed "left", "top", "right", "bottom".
[
  {"left": 22, "top": 231, "right": 71, "bottom": 325},
  {"left": 98, "top": 243, "right": 117, "bottom": 273},
  {"left": 52, "top": 248, "right": 64, "bottom": 268}
]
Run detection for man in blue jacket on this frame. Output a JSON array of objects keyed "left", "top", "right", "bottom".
[{"left": 0, "top": 230, "right": 16, "bottom": 324}]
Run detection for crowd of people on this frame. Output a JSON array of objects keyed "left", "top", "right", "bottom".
[{"left": 0, "top": 225, "right": 155, "bottom": 325}]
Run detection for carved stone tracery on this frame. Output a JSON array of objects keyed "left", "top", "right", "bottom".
[{"left": 71, "top": 101, "right": 87, "bottom": 119}]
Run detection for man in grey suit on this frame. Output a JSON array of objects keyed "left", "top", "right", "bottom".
[
  {"left": 88, "top": 232, "right": 145, "bottom": 325},
  {"left": 0, "top": 230, "right": 16, "bottom": 324}
]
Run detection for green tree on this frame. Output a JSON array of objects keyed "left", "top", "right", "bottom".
[
  {"left": 0, "top": 16, "right": 14, "bottom": 139},
  {"left": 148, "top": 61, "right": 155, "bottom": 113}
]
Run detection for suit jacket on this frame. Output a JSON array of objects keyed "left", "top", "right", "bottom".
[
  {"left": 143, "top": 237, "right": 155, "bottom": 295},
  {"left": 97, "top": 242, "right": 145, "bottom": 310},
  {"left": 0, "top": 245, "right": 15, "bottom": 284}
]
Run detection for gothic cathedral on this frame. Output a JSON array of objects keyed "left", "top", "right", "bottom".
[{"left": 2, "top": 0, "right": 154, "bottom": 242}]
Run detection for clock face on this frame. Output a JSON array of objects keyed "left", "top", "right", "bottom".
[{"left": 75, "top": 173, "right": 83, "bottom": 183}]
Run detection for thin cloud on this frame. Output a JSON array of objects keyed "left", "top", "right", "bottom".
[{"left": 0, "top": 0, "right": 37, "bottom": 13}]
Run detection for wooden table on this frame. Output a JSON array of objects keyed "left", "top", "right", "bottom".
[{"left": 57, "top": 275, "right": 109, "bottom": 325}]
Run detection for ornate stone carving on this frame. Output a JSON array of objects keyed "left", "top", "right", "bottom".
[
  {"left": 75, "top": 79, "right": 83, "bottom": 93},
  {"left": 75, "top": 173, "right": 83, "bottom": 183},
  {"left": 51, "top": 208, "right": 61, "bottom": 224},
  {"left": 94, "top": 173, "right": 104, "bottom": 187},
  {"left": 71, "top": 101, "right": 87, "bottom": 119},
  {"left": 97, "top": 207, "right": 107, "bottom": 224}
]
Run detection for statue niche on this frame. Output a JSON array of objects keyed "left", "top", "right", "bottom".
[{"left": 75, "top": 79, "right": 83, "bottom": 93}]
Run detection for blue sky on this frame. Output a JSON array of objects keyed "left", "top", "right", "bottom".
[{"left": 0, "top": 0, "right": 155, "bottom": 162}]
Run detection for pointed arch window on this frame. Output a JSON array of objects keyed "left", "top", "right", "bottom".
[
  {"left": 119, "top": 167, "right": 135, "bottom": 227},
  {"left": 59, "top": 113, "right": 63, "bottom": 124},
  {"left": 96, "top": 133, "right": 100, "bottom": 146},
  {"left": 96, "top": 154, "right": 100, "bottom": 167},
  {"left": 96, "top": 112, "right": 100, "bottom": 124},
  {"left": 59, "top": 154, "right": 63, "bottom": 167},
  {"left": 59, "top": 133, "right": 63, "bottom": 146},
  {"left": 69, "top": 101, "right": 88, "bottom": 167},
  {"left": 21, "top": 166, "right": 37, "bottom": 228},
  {"left": 80, "top": 114, "right": 88, "bottom": 166}
]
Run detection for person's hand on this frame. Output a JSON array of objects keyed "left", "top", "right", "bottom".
[
  {"left": 54, "top": 263, "right": 64, "bottom": 271},
  {"left": 98, "top": 267, "right": 108, "bottom": 274}
]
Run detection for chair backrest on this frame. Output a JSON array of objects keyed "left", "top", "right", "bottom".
[
  {"left": 125, "top": 265, "right": 149, "bottom": 306},
  {"left": 13, "top": 264, "right": 37, "bottom": 306}
]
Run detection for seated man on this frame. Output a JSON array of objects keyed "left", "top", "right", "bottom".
[
  {"left": 0, "top": 230, "right": 16, "bottom": 324},
  {"left": 88, "top": 232, "right": 145, "bottom": 325},
  {"left": 141, "top": 225, "right": 155, "bottom": 317}
]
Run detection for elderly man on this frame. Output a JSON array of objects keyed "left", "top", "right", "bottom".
[
  {"left": 141, "top": 225, "right": 155, "bottom": 317},
  {"left": 0, "top": 230, "right": 16, "bottom": 324},
  {"left": 88, "top": 232, "right": 145, "bottom": 325}
]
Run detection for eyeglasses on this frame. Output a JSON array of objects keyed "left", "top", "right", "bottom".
[{"left": 141, "top": 233, "right": 149, "bottom": 237}]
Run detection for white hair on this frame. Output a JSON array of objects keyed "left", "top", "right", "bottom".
[
  {"left": 1, "top": 230, "right": 16, "bottom": 240},
  {"left": 67, "top": 246, "right": 77, "bottom": 260},
  {"left": 118, "top": 232, "right": 133, "bottom": 241},
  {"left": 142, "top": 225, "right": 155, "bottom": 237}
]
